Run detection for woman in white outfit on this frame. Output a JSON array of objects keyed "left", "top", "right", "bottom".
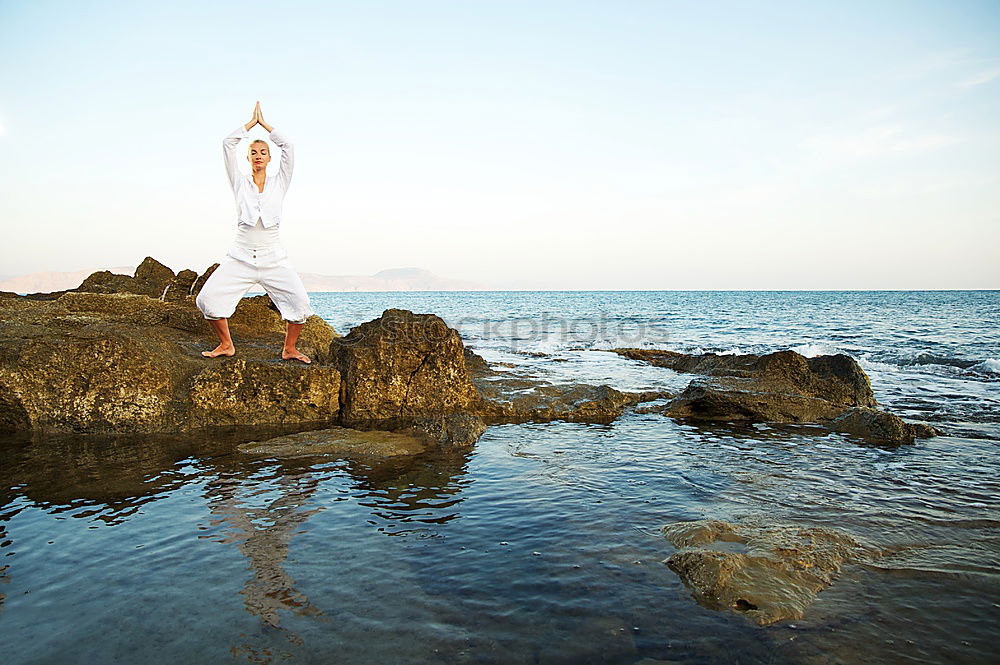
[{"left": 196, "top": 101, "right": 314, "bottom": 363}]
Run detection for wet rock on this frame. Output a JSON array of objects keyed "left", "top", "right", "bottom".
[
  {"left": 238, "top": 426, "right": 429, "bottom": 458},
  {"left": 613, "top": 348, "right": 902, "bottom": 429},
  {"left": 662, "top": 519, "right": 877, "bottom": 626},
  {"left": 472, "top": 367, "right": 673, "bottom": 424},
  {"left": 829, "top": 407, "right": 940, "bottom": 444},
  {"left": 393, "top": 412, "right": 488, "bottom": 448},
  {"left": 480, "top": 382, "right": 632, "bottom": 423},
  {"left": 664, "top": 380, "right": 851, "bottom": 423},
  {"left": 330, "top": 308, "right": 485, "bottom": 428},
  {"left": 463, "top": 346, "right": 492, "bottom": 378}
]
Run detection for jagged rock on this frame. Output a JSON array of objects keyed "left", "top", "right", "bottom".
[
  {"left": 330, "top": 308, "right": 485, "bottom": 429},
  {"left": 616, "top": 348, "right": 941, "bottom": 440},
  {"left": 617, "top": 349, "right": 876, "bottom": 408},
  {"left": 74, "top": 256, "right": 176, "bottom": 299},
  {"left": 616, "top": 348, "right": 899, "bottom": 427},
  {"left": 132, "top": 256, "right": 176, "bottom": 297},
  {"left": 0, "top": 291, "right": 340, "bottom": 434},
  {"left": 191, "top": 263, "right": 219, "bottom": 297},
  {"left": 829, "top": 407, "right": 940, "bottom": 444},
  {"left": 662, "top": 519, "right": 877, "bottom": 626},
  {"left": 463, "top": 347, "right": 492, "bottom": 378},
  {"left": 163, "top": 269, "right": 197, "bottom": 302}
]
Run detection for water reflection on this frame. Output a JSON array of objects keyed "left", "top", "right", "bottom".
[
  {"left": 203, "top": 469, "right": 325, "bottom": 628},
  {"left": 0, "top": 427, "right": 476, "bottom": 638}
]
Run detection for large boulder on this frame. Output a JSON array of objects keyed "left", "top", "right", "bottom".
[
  {"left": 330, "top": 308, "right": 485, "bottom": 431},
  {"left": 614, "top": 348, "right": 936, "bottom": 440},
  {"left": 662, "top": 519, "right": 878, "bottom": 626},
  {"left": 0, "top": 291, "right": 340, "bottom": 434},
  {"left": 616, "top": 349, "right": 876, "bottom": 409}
]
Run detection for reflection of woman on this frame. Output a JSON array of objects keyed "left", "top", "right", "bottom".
[{"left": 195, "top": 101, "right": 313, "bottom": 363}]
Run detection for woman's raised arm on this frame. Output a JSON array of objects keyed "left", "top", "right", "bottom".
[
  {"left": 256, "top": 102, "right": 293, "bottom": 191},
  {"left": 222, "top": 105, "right": 258, "bottom": 191}
]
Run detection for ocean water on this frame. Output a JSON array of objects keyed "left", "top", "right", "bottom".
[{"left": 1, "top": 290, "right": 998, "bottom": 664}]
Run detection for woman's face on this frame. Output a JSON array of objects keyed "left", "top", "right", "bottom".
[{"left": 248, "top": 141, "right": 271, "bottom": 171}]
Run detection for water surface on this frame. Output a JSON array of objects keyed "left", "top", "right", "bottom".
[{"left": 2, "top": 290, "right": 998, "bottom": 664}]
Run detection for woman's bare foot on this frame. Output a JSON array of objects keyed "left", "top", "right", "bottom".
[
  {"left": 202, "top": 343, "right": 236, "bottom": 358},
  {"left": 281, "top": 347, "right": 311, "bottom": 364}
]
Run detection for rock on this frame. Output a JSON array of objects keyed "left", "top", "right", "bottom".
[
  {"left": 191, "top": 263, "right": 220, "bottom": 297},
  {"left": 829, "top": 407, "right": 940, "bottom": 444},
  {"left": 477, "top": 381, "right": 634, "bottom": 423},
  {"left": 662, "top": 519, "right": 877, "bottom": 626},
  {"left": 330, "top": 308, "right": 484, "bottom": 429},
  {"left": 615, "top": 348, "right": 887, "bottom": 426},
  {"left": 132, "top": 256, "right": 176, "bottom": 297},
  {"left": 463, "top": 346, "right": 492, "bottom": 378},
  {"left": 189, "top": 358, "right": 340, "bottom": 428},
  {"left": 238, "top": 426, "right": 429, "bottom": 458},
  {"left": 163, "top": 269, "right": 197, "bottom": 302},
  {"left": 74, "top": 256, "right": 178, "bottom": 300},
  {"left": 76, "top": 270, "right": 135, "bottom": 295},
  {"left": 393, "top": 412, "right": 488, "bottom": 448},
  {"left": 0, "top": 290, "right": 340, "bottom": 434},
  {"left": 664, "top": 380, "right": 851, "bottom": 423}
]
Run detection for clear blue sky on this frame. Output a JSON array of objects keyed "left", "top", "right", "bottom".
[{"left": 1, "top": 0, "right": 998, "bottom": 288}]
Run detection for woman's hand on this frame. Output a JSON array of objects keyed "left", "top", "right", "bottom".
[
  {"left": 254, "top": 102, "right": 274, "bottom": 133},
  {"left": 244, "top": 102, "right": 258, "bottom": 132},
  {"left": 255, "top": 101, "right": 274, "bottom": 133}
]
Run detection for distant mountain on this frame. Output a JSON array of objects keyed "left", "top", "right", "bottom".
[
  {"left": 0, "top": 266, "right": 135, "bottom": 294},
  {"left": 1, "top": 265, "right": 488, "bottom": 294}
]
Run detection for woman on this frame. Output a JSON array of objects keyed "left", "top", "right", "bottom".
[{"left": 196, "top": 101, "right": 313, "bottom": 363}]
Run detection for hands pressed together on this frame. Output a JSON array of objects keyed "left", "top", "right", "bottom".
[{"left": 243, "top": 101, "right": 273, "bottom": 133}]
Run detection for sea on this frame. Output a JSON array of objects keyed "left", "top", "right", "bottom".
[{"left": 1, "top": 290, "right": 998, "bottom": 664}]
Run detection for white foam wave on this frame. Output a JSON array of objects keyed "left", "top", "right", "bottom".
[
  {"left": 967, "top": 359, "right": 1000, "bottom": 375},
  {"left": 789, "top": 343, "right": 845, "bottom": 358}
]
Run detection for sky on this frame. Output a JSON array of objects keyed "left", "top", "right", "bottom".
[{"left": 1, "top": 0, "right": 998, "bottom": 289}]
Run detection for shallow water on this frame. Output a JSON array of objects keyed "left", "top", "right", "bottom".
[{"left": 2, "top": 291, "right": 998, "bottom": 664}]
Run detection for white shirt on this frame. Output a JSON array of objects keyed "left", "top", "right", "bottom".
[{"left": 223, "top": 124, "right": 294, "bottom": 229}]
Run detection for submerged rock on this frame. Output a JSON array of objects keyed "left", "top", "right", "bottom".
[
  {"left": 474, "top": 376, "right": 670, "bottom": 424},
  {"left": 238, "top": 426, "right": 429, "bottom": 458},
  {"left": 829, "top": 407, "right": 940, "bottom": 444},
  {"left": 662, "top": 519, "right": 877, "bottom": 626}
]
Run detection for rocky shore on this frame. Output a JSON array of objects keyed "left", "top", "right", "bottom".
[
  {"left": 0, "top": 257, "right": 945, "bottom": 628},
  {"left": 1, "top": 257, "right": 940, "bottom": 449}
]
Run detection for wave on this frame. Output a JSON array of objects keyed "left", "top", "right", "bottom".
[{"left": 966, "top": 359, "right": 1000, "bottom": 375}]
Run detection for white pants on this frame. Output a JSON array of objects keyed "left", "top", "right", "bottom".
[{"left": 195, "top": 245, "right": 314, "bottom": 324}]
